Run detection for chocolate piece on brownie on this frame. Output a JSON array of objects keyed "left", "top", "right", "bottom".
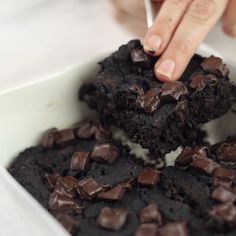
[{"left": 79, "top": 40, "right": 236, "bottom": 157}]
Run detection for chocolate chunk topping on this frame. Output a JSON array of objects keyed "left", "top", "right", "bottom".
[
  {"left": 96, "top": 207, "right": 128, "bottom": 231},
  {"left": 217, "top": 143, "right": 236, "bottom": 162},
  {"left": 158, "top": 222, "right": 189, "bottom": 236},
  {"left": 54, "top": 213, "right": 79, "bottom": 233},
  {"left": 135, "top": 223, "right": 158, "bottom": 236},
  {"left": 190, "top": 154, "right": 218, "bottom": 175},
  {"left": 130, "top": 48, "right": 149, "bottom": 63},
  {"left": 190, "top": 74, "right": 216, "bottom": 91},
  {"left": 55, "top": 176, "right": 80, "bottom": 197},
  {"left": 161, "top": 81, "right": 188, "bottom": 102},
  {"left": 45, "top": 173, "right": 60, "bottom": 189},
  {"left": 137, "top": 169, "right": 160, "bottom": 186},
  {"left": 75, "top": 120, "right": 110, "bottom": 143},
  {"left": 90, "top": 143, "right": 119, "bottom": 164},
  {"left": 41, "top": 128, "right": 60, "bottom": 148},
  {"left": 139, "top": 203, "right": 162, "bottom": 226},
  {"left": 120, "top": 177, "right": 136, "bottom": 190},
  {"left": 143, "top": 88, "right": 161, "bottom": 113},
  {"left": 55, "top": 129, "right": 76, "bottom": 147},
  {"left": 212, "top": 166, "right": 235, "bottom": 180},
  {"left": 97, "top": 185, "right": 126, "bottom": 201},
  {"left": 49, "top": 191, "right": 82, "bottom": 212},
  {"left": 212, "top": 186, "right": 236, "bottom": 203},
  {"left": 175, "top": 146, "right": 207, "bottom": 168},
  {"left": 70, "top": 151, "right": 90, "bottom": 171},
  {"left": 201, "top": 56, "right": 229, "bottom": 77},
  {"left": 213, "top": 176, "right": 232, "bottom": 188},
  {"left": 209, "top": 202, "right": 236, "bottom": 224},
  {"left": 77, "top": 177, "right": 106, "bottom": 200}
]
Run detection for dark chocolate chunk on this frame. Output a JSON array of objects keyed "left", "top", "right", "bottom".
[
  {"left": 137, "top": 169, "right": 160, "bottom": 186},
  {"left": 175, "top": 146, "right": 207, "bottom": 168},
  {"left": 209, "top": 202, "right": 236, "bottom": 224},
  {"left": 120, "top": 177, "right": 136, "bottom": 190},
  {"left": 40, "top": 128, "right": 60, "bottom": 148},
  {"left": 158, "top": 222, "right": 189, "bottom": 236},
  {"left": 135, "top": 223, "right": 158, "bottom": 236},
  {"left": 213, "top": 176, "right": 232, "bottom": 188},
  {"left": 45, "top": 173, "right": 60, "bottom": 189},
  {"left": 190, "top": 74, "right": 216, "bottom": 91},
  {"left": 55, "top": 176, "right": 80, "bottom": 198},
  {"left": 212, "top": 166, "right": 235, "bottom": 180},
  {"left": 217, "top": 143, "right": 236, "bottom": 162},
  {"left": 49, "top": 191, "right": 82, "bottom": 212},
  {"left": 130, "top": 48, "right": 149, "bottom": 63},
  {"left": 70, "top": 151, "right": 90, "bottom": 171},
  {"left": 96, "top": 207, "right": 128, "bottom": 231},
  {"left": 139, "top": 203, "right": 162, "bottom": 226},
  {"left": 143, "top": 88, "right": 161, "bottom": 113},
  {"left": 97, "top": 185, "right": 126, "bottom": 201},
  {"left": 77, "top": 177, "right": 106, "bottom": 200},
  {"left": 201, "top": 56, "right": 229, "bottom": 77},
  {"left": 54, "top": 213, "right": 79, "bottom": 233},
  {"left": 212, "top": 186, "right": 236, "bottom": 203},
  {"left": 55, "top": 129, "right": 76, "bottom": 147},
  {"left": 160, "top": 81, "right": 188, "bottom": 102},
  {"left": 90, "top": 143, "right": 119, "bottom": 164},
  {"left": 190, "top": 154, "right": 218, "bottom": 175}
]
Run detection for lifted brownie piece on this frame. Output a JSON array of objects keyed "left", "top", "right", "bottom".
[{"left": 79, "top": 40, "right": 236, "bottom": 157}]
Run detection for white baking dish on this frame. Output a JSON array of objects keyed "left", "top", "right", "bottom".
[{"left": 0, "top": 45, "right": 235, "bottom": 236}]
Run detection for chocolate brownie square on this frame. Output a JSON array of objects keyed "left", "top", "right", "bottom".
[
  {"left": 79, "top": 40, "right": 236, "bottom": 157},
  {"left": 8, "top": 120, "right": 236, "bottom": 236}
]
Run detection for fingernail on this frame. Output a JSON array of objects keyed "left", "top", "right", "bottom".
[
  {"left": 155, "top": 59, "right": 176, "bottom": 80},
  {"left": 144, "top": 35, "right": 162, "bottom": 53}
]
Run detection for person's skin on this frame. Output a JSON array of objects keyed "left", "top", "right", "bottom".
[{"left": 108, "top": 0, "right": 236, "bottom": 82}]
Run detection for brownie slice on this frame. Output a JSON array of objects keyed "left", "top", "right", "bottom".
[
  {"left": 8, "top": 120, "right": 236, "bottom": 236},
  {"left": 79, "top": 40, "right": 236, "bottom": 157}
]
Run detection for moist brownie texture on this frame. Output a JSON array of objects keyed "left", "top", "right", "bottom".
[
  {"left": 9, "top": 120, "right": 236, "bottom": 236},
  {"left": 79, "top": 40, "right": 236, "bottom": 158}
]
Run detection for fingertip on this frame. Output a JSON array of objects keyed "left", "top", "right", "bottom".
[
  {"left": 222, "top": 24, "right": 236, "bottom": 39},
  {"left": 143, "top": 35, "right": 162, "bottom": 55}
]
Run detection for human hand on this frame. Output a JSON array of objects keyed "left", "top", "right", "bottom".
[{"left": 108, "top": 0, "right": 236, "bottom": 81}]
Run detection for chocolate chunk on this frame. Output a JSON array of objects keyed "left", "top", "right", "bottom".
[
  {"left": 217, "top": 143, "right": 236, "bottom": 162},
  {"left": 209, "top": 202, "right": 236, "bottom": 224},
  {"left": 158, "top": 222, "right": 189, "bottom": 236},
  {"left": 45, "top": 173, "right": 61, "bottom": 189},
  {"left": 70, "top": 151, "right": 90, "bottom": 171},
  {"left": 55, "top": 129, "right": 76, "bottom": 147},
  {"left": 75, "top": 120, "right": 110, "bottom": 143},
  {"left": 130, "top": 48, "right": 149, "bottom": 63},
  {"left": 77, "top": 177, "right": 106, "bottom": 200},
  {"left": 143, "top": 88, "right": 161, "bottom": 113},
  {"left": 120, "top": 177, "right": 136, "bottom": 190},
  {"left": 139, "top": 203, "right": 162, "bottom": 226},
  {"left": 55, "top": 176, "right": 80, "bottom": 197},
  {"left": 96, "top": 207, "right": 128, "bottom": 231},
  {"left": 54, "top": 214, "right": 79, "bottom": 233},
  {"left": 190, "top": 154, "right": 218, "bottom": 175},
  {"left": 212, "top": 186, "right": 236, "bottom": 203},
  {"left": 97, "top": 185, "right": 126, "bottom": 201},
  {"left": 213, "top": 176, "right": 232, "bottom": 188},
  {"left": 190, "top": 74, "right": 216, "bottom": 91},
  {"left": 137, "top": 169, "right": 160, "bottom": 186},
  {"left": 49, "top": 191, "right": 82, "bottom": 212},
  {"left": 201, "top": 56, "right": 229, "bottom": 77},
  {"left": 212, "top": 166, "right": 235, "bottom": 180},
  {"left": 175, "top": 146, "right": 207, "bottom": 168},
  {"left": 160, "top": 81, "right": 188, "bottom": 102},
  {"left": 41, "top": 128, "right": 60, "bottom": 148},
  {"left": 135, "top": 223, "right": 158, "bottom": 236},
  {"left": 90, "top": 143, "right": 119, "bottom": 164}
]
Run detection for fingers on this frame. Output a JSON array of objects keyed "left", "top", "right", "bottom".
[
  {"left": 144, "top": 0, "right": 192, "bottom": 55},
  {"left": 222, "top": 0, "right": 236, "bottom": 38},
  {"left": 154, "top": 0, "right": 229, "bottom": 81}
]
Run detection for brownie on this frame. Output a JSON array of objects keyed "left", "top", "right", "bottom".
[
  {"left": 79, "top": 40, "right": 236, "bottom": 158},
  {"left": 8, "top": 120, "right": 236, "bottom": 236}
]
